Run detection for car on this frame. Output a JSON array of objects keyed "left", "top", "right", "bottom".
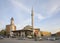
[
  {"left": 39, "top": 37, "right": 43, "bottom": 41},
  {"left": 55, "top": 37, "right": 60, "bottom": 40},
  {"left": 27, "top": 35, "right": 32, "bottom": 39},
  {"left": 18, "top": 37, "right": 25, "bottom": 40},
  {"left": 47, "top": 37, "right": 56, "bottom": 41},
  {"left": 0, "top": 35, "right": 4, "bottom": 39},
  {"left": 9, "top": 35, "right": 16, "bottom": 38}
]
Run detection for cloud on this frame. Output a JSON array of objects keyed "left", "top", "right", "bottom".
[
  {"left": 10, "top": 0, "right": 30, "bottom": 13},
  {"left": 48, "top": 4, "right": 60, "bottom": 16},
  {"left": 47, "top": 0, "right": 60, "bottom": 15},
  {"left": 36, "top": 13, "right": 45, "bottom": 20},
  {"left": 36, "top": 0, "right": 60, "bottom": 21},
  {"left": 16, "top": 18, "right": 31, "bottom": 30}
]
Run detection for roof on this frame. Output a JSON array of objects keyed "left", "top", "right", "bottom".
[
  {"left": 23, "top": 25, "right": 33, "bottom": 30},
  {"left": 11, "top": 17, "right": 14, "bottom": 20}
]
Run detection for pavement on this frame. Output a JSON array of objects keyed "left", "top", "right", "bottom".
[{"left": 0, "top": 38, "right": 60, "bottom": 43}]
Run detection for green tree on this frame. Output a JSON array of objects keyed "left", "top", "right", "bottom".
[{"left": 0, "top": 29, "right": 6, "bottom": 35}]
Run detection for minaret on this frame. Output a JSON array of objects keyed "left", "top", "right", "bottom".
[{"left": 31, "top": 7, "right": 34, "bottom": 33}]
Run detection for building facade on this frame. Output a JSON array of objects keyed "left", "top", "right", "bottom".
[{"left": 41, "top": 31, "right": 51, "bottom": 37}]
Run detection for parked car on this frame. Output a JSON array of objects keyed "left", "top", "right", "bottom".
[
  {"left": 0, "top": 35, "right": 4, "bottom": 39},
  {"left": 39, "top": 37, "right": 43, "bottom": 41},
  {"left": 11, "top": 36, "right": 16, "bottom": 38},
  {"left": 46, "top": 37, "right": 56, "bottom": 41},
  {"left": 18, "top": 37, "right": 25, "bottom": 40},
  {"left": 27, "top": 35, "right": 32, "bottom": 39},
  {"left": 55, "top": 37, "right": 60, "bottom": 40}
]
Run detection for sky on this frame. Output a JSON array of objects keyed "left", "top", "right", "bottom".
[{"left": 0, "top": 0, "right": 60, "bottom": 33}]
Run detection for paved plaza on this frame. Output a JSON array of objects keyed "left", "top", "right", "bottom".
[{"left": 0, "top": 38, "right": 60, "bottom": 43}]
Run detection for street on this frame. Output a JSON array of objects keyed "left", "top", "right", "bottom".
[{"left": 0, "top": 38, "right": 60, "bottom": 43}]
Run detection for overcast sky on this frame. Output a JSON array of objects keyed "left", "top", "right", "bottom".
[{"left": 0, "top": 0, "right": 60, "bottom": 33}]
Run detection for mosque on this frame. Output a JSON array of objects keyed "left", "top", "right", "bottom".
[{"left": 6, "top": 8, "right": 51, "bottom": 37}]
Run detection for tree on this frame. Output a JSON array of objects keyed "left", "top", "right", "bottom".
[{"left": 0, "top": 29, "right": 6, "bottom": 35}]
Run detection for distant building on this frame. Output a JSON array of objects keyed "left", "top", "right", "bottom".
[
  {"left": 6, "top": 17, "right": 16, "bottom": 35},
  {"left": 56, "top": 32, "right": 60, "bottom": 37},
  {"left": 41, "top": 31, "right": 51, "bottom": 37}
]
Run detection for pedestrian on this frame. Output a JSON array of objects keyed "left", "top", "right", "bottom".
[{"left": 34, "top": 33, "right": 37, "bottom": 41}]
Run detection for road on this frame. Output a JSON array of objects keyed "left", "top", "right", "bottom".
[{"left": 0, "top": 38, "right": 60, "bottom": 43}]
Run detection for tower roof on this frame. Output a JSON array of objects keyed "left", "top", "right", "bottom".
[{"left": 11, "top": 17, "right": 14, "bottom": 20}]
